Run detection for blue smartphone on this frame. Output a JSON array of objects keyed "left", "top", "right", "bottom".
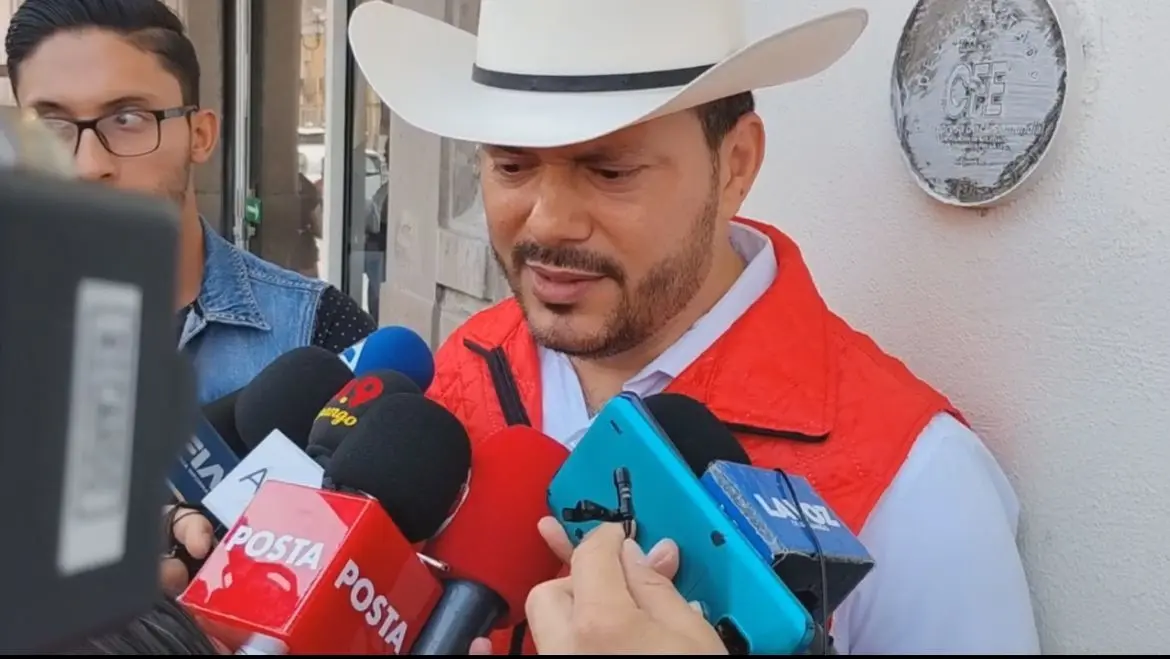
[{"left": 546, "top": 392, "right": 815, "bottom": 655}]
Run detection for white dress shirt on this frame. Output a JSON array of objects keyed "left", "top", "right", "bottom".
[{"left": 538, "top": 224, "right": 1040, "bottom": 654}]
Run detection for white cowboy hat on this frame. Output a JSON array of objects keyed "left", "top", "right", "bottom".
[{"left": 348, "top": 0, "right": 868, "bottom": 149}]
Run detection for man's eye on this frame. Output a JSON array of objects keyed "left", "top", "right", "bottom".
[
  {"left": 112, "top": 111, "right": 148, "bottom": 127},
  {"left": 593, "top": 168, "right": 635, "bottom": 180},
  {"left": 39, "top": 117, "right": 73, "bottom": 130},
  {"left": 493, "top": 163, "right": 525, "bottom": 175}
]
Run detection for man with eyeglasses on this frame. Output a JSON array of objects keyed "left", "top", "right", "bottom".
[{"left": 5, "top": 0, "right": 378, "bottom": 407}]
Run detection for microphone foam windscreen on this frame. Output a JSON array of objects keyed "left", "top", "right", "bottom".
[
  {"left": 324, "top": 394, "right": 471, "bottom": 543},
  {"left": 643, "top": 393, "right": 751, "bottom": 474},
  {"left": 351, "top": 325, "right": 435, "bottom": 390},
  {"left": 425, "top": 426, "right": 569, "bottom": 627},
  {"left": 305, "top": 369, "right": 422, "bottom": 463},
  {"left": 233, "top": 346, "right": 355, "bottom": 449},
  {"left": 202, "top": 390, "right": 246, "bottom": 456}
]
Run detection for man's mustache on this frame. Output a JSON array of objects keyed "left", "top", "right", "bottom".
[{"left": 511, "top": 241, "right": 625, "bottom": 284}]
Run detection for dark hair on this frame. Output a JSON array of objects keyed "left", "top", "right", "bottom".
[
  {"left": 57, "top": 595, "right": 220, "bottom": 655},
  {"left": 5, "top": 0, "right": 200, "bottom": 106},
  {"left": 694, "top": 91, "right": 756, "bottom": 152}
]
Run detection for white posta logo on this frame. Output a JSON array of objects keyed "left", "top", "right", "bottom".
[
  {"left": 223, "top": 525, "right": 325, "bottom": 570},
  {"left": 334, "top": 559, "right": 408, "bottom": 654}
]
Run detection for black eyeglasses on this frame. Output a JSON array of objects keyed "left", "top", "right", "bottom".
[{"left": 40, "top": 105, "right": 198, "bottom": 158}]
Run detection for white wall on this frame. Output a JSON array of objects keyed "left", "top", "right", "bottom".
[{"left": 744, "top": 0, "right": 1169, "bottom": 653}]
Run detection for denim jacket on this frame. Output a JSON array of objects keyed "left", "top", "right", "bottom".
[{"left": 178, "top": 220, "right": 327, "bottom": 403}]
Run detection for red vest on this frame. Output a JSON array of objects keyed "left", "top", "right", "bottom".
[{"left": 426, "top": 218, "right": 962, "bottom": 654}]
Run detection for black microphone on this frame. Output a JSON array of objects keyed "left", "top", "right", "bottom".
[
  {"left": 233, "top": 345, "right": 356, "bottom": 450},
  {"left": 305, "top": 368, "right": 421, "bottom": 468},
  {"left": 193, "top": 347, "right": 357, "bottom": 532},
  {"left": 642, "top": 393, "right": 751, "bottom": 471},
  {"left": 322, "top": 393, "right": 473, "bottom": 543},
  {"left": 169, "top": 346, "right": 353, "bottom": 517},
  {"left": 201, "top": 389, "right": 245, "bottom": 456}
]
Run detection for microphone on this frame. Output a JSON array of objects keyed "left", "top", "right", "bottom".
[
  {"left": 169, "top": 347, "right": 352, "bottom": 511},
  {"left": 0, "top": 110, "right": 190, "bottom": 651},
  {"left": 702, "top": 462, "right": 873, "bottom": 628},
  {"left": 181, "top": 394, "right": 473, "bottom": 654},
  {"left": 181, "top": 480, "right": 444, "bottom": 655},
  {"left": 234, "top": 345, "right": 357, "bottom": 449},
  {"left": 547, "top": 392, "right": 817, "bottom": 655},
  {"left": 323, "top": 393, "right": 472, "bottom": 542},
  {"left": 412, "top": 426, "right": 569, "bottom": 654},
  {"left": 338, "top": 325, "right": 435, "bottom": 389},
  {"left": 642, "top": 393, "right": 750, "bottom": 471},
  {"left": 203, "top": 371, "right": 423, "bottom": 535},
  {"left": 204, "top": 390, "right": 246, "bottom": 455},
  {"left": 306, "top": 369, "right": 422, "bottom": 467},
  {"left": 645, "top": 394, "right": 873, "bottom": 654},
  {"left": 168, "top": 408, "right": 243, "bottom": 506}
]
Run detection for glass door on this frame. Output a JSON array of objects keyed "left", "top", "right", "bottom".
[{"left": 233, "top": 0, "right": 353, "bottom": 286}]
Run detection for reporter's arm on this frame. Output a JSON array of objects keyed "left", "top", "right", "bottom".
[{"left": 833, "top": 413, "right": 1041, "bottom": 654}]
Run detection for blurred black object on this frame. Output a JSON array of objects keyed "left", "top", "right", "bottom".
[{"left": 0, "top": 111, "right": 191, "bottom": 651}]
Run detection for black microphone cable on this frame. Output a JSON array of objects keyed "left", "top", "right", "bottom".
[{"left": 773, "top": 468, "right": 834, "bottom": 655}]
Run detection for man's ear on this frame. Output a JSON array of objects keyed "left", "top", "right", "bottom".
[
  {"left": 719, "top": 112, "right": 766, "bottom": 212},
  {"left": 189, "top": 108, "right": 220, "bottom": 165}
]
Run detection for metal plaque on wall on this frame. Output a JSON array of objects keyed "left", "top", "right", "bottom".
[{"left": 891, "top": 0, "right": 1073, "bottom": 207}]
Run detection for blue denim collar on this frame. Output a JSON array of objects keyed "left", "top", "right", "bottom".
[{"left": 180, "top": 219, "right": 271, "bottom": 347}]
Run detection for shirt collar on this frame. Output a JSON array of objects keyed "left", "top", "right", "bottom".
[{"left": 193, "top": 218, "right": 269, "bottom": 331}]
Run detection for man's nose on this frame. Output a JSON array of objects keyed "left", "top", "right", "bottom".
[
  {"left": 73, "top": 128, "right": 117, "bottom": 182},
  {"left": 525, "top": 172, "right": 590, "bottom": 245}
]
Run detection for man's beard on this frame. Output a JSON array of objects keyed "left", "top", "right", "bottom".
[
  {"left": 494, "top": 184, "right": 719, "bottom": 361},
  {"left": 160, "top": 159, "right": 192, "bottom": 206}
]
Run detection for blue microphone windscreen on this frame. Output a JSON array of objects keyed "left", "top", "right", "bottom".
[{"left": 341, "top": 325, "right": 434, "bottom": 390}]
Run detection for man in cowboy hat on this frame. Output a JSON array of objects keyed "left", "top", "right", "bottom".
[{"left": 349, "top": 0, "right": 1040, "bottom": 654}]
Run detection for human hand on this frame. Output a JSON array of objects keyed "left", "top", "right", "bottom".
[
  {"left": 160, "top": 504, "right": 216, "bottom": 596},
  {"left": 535, "top": 517, "right": 680, "bottom": 577},
  {"left": 466, "top": 517, "right": 682, "bottom": 655},
  {"left": 523, "top": 522, "right": 726, "bottom": 654}
]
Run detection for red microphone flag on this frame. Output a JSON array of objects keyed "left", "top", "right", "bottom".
[{"left": 180, "top": 480, "right": 442, "bottom": 655}]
